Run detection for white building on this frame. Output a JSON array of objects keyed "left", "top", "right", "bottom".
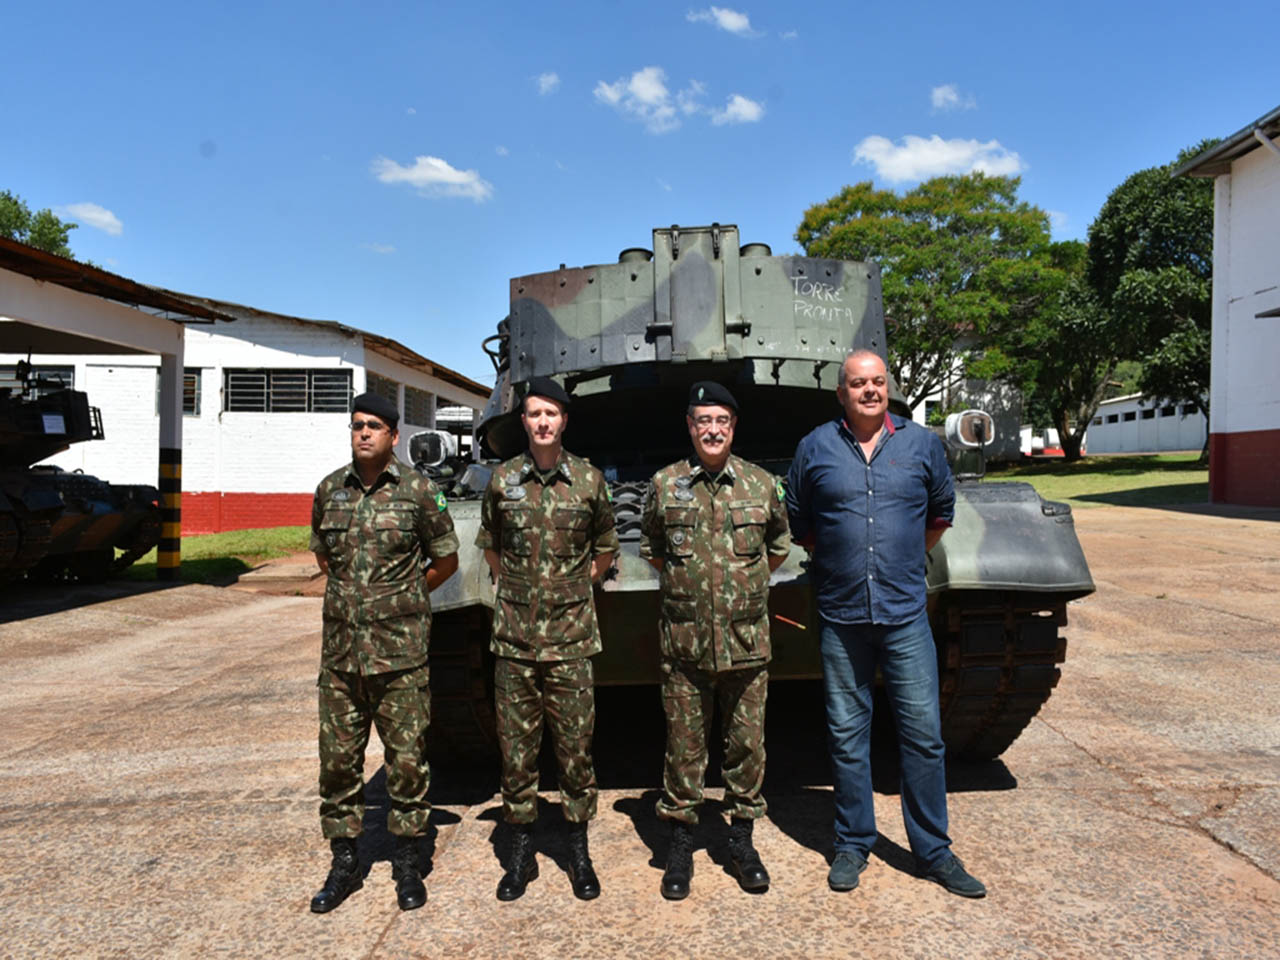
[
  {"left": 1174, "top": 106, "right": 1280, "bottom": 506},
  {"left": 3, "top": 295, "right": 491, "bottom": 533},
  {"left": 1083, "top": 394, "right": 1206, "bottom": 455}
]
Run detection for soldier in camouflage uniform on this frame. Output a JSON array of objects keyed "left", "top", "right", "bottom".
[
  {"left": 640, "top": 381, "right": 791, "bottom": 899},
  {"left": 307, "top": 392, "right": 459, "bottom": 914},
  {"left": 476, "top": 376, "right": 618, "bottom": 902}
]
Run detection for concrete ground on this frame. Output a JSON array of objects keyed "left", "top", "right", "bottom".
[{"left": 0, "top": 504, "right": 1276, "bottom": 959}]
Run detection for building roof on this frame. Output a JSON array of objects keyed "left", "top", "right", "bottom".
[
  {"left": 157, "top": 290, "right": 491, "bottom": 402},
  {"left": 1172, "top": 104, "right": 1280, "bottom": 178},
  {"left": 0, "top": 236, "right": 236, "bottom": 323}
]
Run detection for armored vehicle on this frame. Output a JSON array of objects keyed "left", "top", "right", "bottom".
[
  {"left": 0, "top": 364, "right": 160, "bottom": 582},
  {"left": 421, "top": 223, "right": 1095, "bottom": 760}
]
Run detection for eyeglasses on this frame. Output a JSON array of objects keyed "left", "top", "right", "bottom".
[
  {"left": 692, "top": 415, "right": 733, "bottom": 429},
  {"left": 349, "top": 420, "right": 390, "bottom": 432}
]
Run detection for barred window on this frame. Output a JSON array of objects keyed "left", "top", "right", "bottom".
[
  {"left": 366, "top": 372, "right": 400, "bottom": 406},
  {"left": 1106, "top": 414, "right": 1119, "bottom": 424},
  {"left": 1122, "top": 411, "right": 1136, "bottom": 422},
  {"left": 404, "top": 386, "right": 434, "bottom": 426},
  {"left": 154, "top": 368, "right": 202, "bottom": 415},
  {"left": 223, "top": 368, "right": 352, "bottom": 413},
  {"left": 1140, "top": 408, "right": 1155, "bottom": 420}
]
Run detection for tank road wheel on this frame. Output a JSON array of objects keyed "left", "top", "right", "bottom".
[
  {"left": 427, "top": 609, "right": 498, "bottom": 762},
  {"left": 935, "top": 600, "right": 1069, "bottom": 761}
]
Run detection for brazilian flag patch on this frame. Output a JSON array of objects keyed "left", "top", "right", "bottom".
[
  {"left": 606, "top": 486, "right": 614, "bottom": 503},
  {"left": 435, "top": 491, "right": 448, "bottom": 512},
  {"left": 775, "top": 479, "right": 785, "bottom": 502}
]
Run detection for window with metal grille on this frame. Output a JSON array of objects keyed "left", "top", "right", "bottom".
[
  {"left": 366, "top": 372, "right": 399, "bottom": 406},
  {"left": 1140, "top": 408, "right": 1155, "bottom": 419},
  {"left": 154, "top": 368, "right": 203, "bottom": 415},
  {"left": 0, "top": 364, "right": 75, "bottom": 396},
  {"left": 1122, "top": 411, "right": 1136, "bottom": 422},
  {"left": 223, "top": 368, "right": 353, "bottom": 413},
  {"left": 404, "top": 386, "right": 434, "bottom": 426},
  {"left": 1106, "top": 414, "right": 1119, "bottom": 424}
]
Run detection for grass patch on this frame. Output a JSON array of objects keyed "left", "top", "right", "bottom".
[
  {"left": 121, "top": 525, "right": 312, "bottom": 583},
  {"left": 984, "top": 453, "right": 1208, "bottom": 508}
]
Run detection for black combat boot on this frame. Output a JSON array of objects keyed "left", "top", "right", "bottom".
[
  {"left": 496, "top": 823, "right": 539, "bottom": 901},
  {"left": 727, "top": 817, "right": 770, "bottom": 893},
  {"left": 661, "top": 821, "right": 694, "bottom": 900},
  {"left": 566, "top": 821, "right": 601, "bottom": 900},
  {"left": 310, "top": 837, "right": 362, "bottom": 913},
  {"left": 390, "top": 835, "right": 427, "bottom": 911}
]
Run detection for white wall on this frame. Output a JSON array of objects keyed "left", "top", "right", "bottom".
[
  {"left": 1212, "top": 147, "right": 1280, "bottom": 438},
  {"left": 1084, "top": 395, "right": 1207, "bottom": 454},
  {"left": 1, "top": 314, "right": 486, "bottom": 494}
]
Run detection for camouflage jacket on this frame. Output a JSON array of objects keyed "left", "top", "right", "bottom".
[
  {"left": 476, "top": 450, "right": 620, "bottom": 662},
  {"left": 310, "top": 457, "right": 459, "bottom": 675},
  {"left": 640, "top": 454, "right": 791, "bottom": 672}
]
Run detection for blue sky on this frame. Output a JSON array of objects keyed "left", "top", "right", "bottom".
[{"left": 4, "top": 1, "right": 1276, "bottom": 385}]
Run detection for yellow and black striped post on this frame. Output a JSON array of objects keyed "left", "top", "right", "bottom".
[{"left": 157, "top": 447, "right": 182, "bottom": 581}]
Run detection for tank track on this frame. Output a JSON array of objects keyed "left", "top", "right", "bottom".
[
  {"left": 936, "top": 597, "right": 1069, "bottom": 761},
  {"left": 427, "top": 608, "right": 497, "bottom": 761}
]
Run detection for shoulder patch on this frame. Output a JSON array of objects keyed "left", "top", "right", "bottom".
[
  {"left": 435, "top": 491, "right": 448, "bottom": 512},
  {"left": 605, "top": 486, "right": 613, "bottom": 503},
  {"left": 775, "top": 479, "right": 785, "bottom": 502}
]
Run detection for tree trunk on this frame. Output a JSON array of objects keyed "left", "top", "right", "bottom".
[{"left": 1060, "top": 431, "right": 1085, "bottom": 462}]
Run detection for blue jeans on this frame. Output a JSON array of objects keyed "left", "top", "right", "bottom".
[{"left": 819, "top": 613, "right": 951, "bottom": 867}]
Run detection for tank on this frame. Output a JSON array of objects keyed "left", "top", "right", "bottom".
[
  {"left": 0, "top": 364, "right": 161, "bottom": 582},
  {"left": 419, "top": 223, "right": 1095, "bottom": 761}
]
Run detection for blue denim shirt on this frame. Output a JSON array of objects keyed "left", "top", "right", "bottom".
[{"left": 785, "top": 414, "right": 954, "bottom": 625}]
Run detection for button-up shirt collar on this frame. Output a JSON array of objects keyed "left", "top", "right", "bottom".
[
  {"left": 519, "top": 451, "right": 574, "bottom": 485},
  {"left": 344, "top": 458, "right": 402, "bottom": 492}
]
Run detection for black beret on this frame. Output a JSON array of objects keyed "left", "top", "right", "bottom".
[
  {"left": 523, "top": 376, "right": 571, "bottom": 410},
  {"left": 688, "top": 381, "right": 737, "bottom": 412},
  {"left": 351, "top": 391, "right": 399, "bottom": 429}
]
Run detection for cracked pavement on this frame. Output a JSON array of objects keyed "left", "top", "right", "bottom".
[{"left": 0, "top": 503, "right": 1276, "bottom": 959}]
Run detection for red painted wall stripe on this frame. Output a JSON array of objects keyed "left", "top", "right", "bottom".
[
  {"left": 1209, "top": 429, "right": 1280, "bottom": 507},
  {"left": 182, "top": 492, "right": 313, "bottom": 534}
]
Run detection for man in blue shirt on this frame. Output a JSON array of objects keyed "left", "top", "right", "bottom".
[{"left": 785, "top": 350, "right": 986, "bottom": 898}]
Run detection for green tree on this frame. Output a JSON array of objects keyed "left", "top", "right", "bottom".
[
  {"left": 1087, "top": 142, "right": 1216, "bottom": 456},
  {"left": 0, "top": 190, "right": 77, "bottom": 258},
  {"left": 1011, "top": 241, "right": 1126, "bottom": 460},
  {"left": 796, "top": 173, "right": 1058, "bottom": 409}
]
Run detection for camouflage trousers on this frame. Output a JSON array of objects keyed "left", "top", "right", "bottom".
[
  {"left": 495, "top": 656, "right": 597, "bottom": 824},
  {"left": 656, "top": 659, "right": 768, "bottom": 825},
  {"left": 317, "top": 663, "right": 431, "bottom": 839}
]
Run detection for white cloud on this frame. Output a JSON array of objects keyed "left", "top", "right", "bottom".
[
  {"left": 58, "top": 202, "right": 122, "bottom": 236},
  {"left": 711, "top": 93, "right": 764, "bottom": 125},
  {"left": 371, "top": 154, "right": 494, "bottom": 202},
  {"left": 594, "top": 66, "right": 686, "bottom": 133},
  {"left": 657, "top": 178, "right": 673, "bottom": 192},
  {"left": 853, "top": 134, "right": 1024, "bottom": 183},
  {"left": 780, "top": 29, "right": 797, "bottom": 40},
  {"left": 687, "top": 6, "right": 756, "bottom": 36},
  {"left": 1048, "top": 210, "right": 1068, "bottom": 232},
  {"left": 931, "top": 83, "right": 976, "bottom": 111},
  {"left": 363, "top": 242, "right": 396, "bottom": 255},
  {"left": 537, "top": 72, "right": 560, "bottom": 95},
  {"left": 495, "top": 145, "right": 509, "bottom": 156},
  {"left": 677, "top": 79, "right": 706, "bottom": 116},
  {"left": 406, "top": 106, "right": 417, "bottom": 115}
]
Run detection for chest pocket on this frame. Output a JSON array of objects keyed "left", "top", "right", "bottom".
[
  {"left": 374, "top": 502, "right": 417, "bottom": 552},
  {"left": 552, "top": 505, "right": 592, "bottom": 557},
  {"left": 663, "top": 504, "right": 698, "bottom": 559},
  {"left": 730, "top": 502, "right": 768, "bottom": 555},
  {"left": 319, "top": 507, "right": 355, "bottom": 554},
  {"left": 500, "top": 506, "right": 535, "bottom": 557}
]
